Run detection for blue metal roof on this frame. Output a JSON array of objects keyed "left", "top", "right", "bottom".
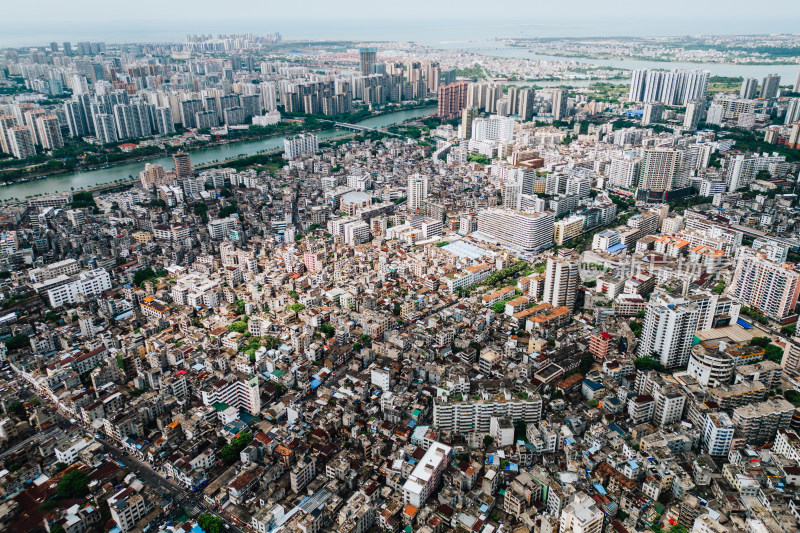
[
  {"left": 583, "top": 379, "right": 603, "bottom": 390},
  {"left": 607, "top": 242, "right": 627, "bottom": 253},
  {"left": 737, "top": 318, "right": 754, "bottom": 329}
]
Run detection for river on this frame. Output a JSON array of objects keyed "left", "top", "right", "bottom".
[
  {"left": 456, "top": 42, "right": 800, "bottom": 80},
  {"left": 0, "top": 106, "right": 437, "bottom": 201}
]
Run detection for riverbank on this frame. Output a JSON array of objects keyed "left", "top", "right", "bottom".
[
  {"left": 0, "top": 101, "right": 438, "bottom": 187},
  {"left": 0, "top": 105, "right": 437, "bottom": 202},
  {"left": 0, "top": 134, "right": 365, "bottom": 206}
]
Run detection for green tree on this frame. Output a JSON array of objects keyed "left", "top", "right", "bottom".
[
  {"left": 219, "top": 202, "right": 238, "bottom": 217},
  {"left": 764, "top": 344, "right": 783, "bottom": 363},
  {"left": 193, "top": 202, "right": 209, "bottom": 222},
  {"left": 491, "top": 301, "right": 508, "bottom": 314},
  {"left": 578, "top": 355, "right": 594, "bottom": 375},
  {"left": 785, "top": 389, "right": 800, "bottom": 406},
  {"left": 4, "top": 334, "right": 30, "bottom": 351},
  {"left": 132, "top": 267, "right": 156, "bottom": 287},
  {"left": 39, "top": 500, "right": 59, "bottom": 512},
  {"left": 219, "top": 433, "right": 253, "bottom": 464},
  {"left": 264, "top": 335, "right": 281, "bottom": 350},
  {"left": 748, "top": 337, "right": 771, "bottom": 348},
  {"left": 197, "top": 514, "right": 226, "bottom": 533},
  {"left": 669, "top": 525, "right": 688, "bottom": 533},
  {"left": 483, "top": 435, "right": 494, "bottom": 448},
  {"left": 319, "top": 324, "right": 335, "bottom": 338},
  {"left": 633, "top": 356, "right": 664, "bottom": 372},
  {"left": 227, "top": 321, "right": 248, "bottom": 333},
  {"left": 8, "top": 401, "right": 25, "bottom": 417},
  {"left": 57, "top": 470, "right": 90, "bottom": 499},
  {"left": 69, "top": 191, "right": 96, "bottom": 209}
]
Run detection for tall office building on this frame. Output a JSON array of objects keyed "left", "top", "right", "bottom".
[
  {"left": 471, "top": 115, "right": 515, "bottom": 142},
  {"left": 785, "top": 98, "right": 800, "bottom": 125},
  {"left": 179, "top": 99, "right": 203, "bottom": 128},
  {"left": 740, "top": 78, "right": 758, "bottom": 100},
  {"left": 437, "top": 81, "right": 469, "bottom": 120},
  {"left": 726, "top": 152, "right": 786, "bottom": 191},
  {"left": 729, "top": 249, "right": 800, "bottom": 320},
  {"left": 543, "top": 254, "right": 580, "bottom": 309},
  {"left": 683, "top": 69, "right": 710, "bottom": 104},
  {"left": 781, "top": 330, "right": 800, "bottom": 378},
  {"left": 628, "top": 69, "right": 648, "bottom": 102},
  {"left": 552, "top": 88, "right": 568, "bottom": 120},
  {"left": 794, "top": 71, "right": 800, "bottom": 93},
  {"left": 608, "top": 157, "right": 640, "bottom": 189},
  {"left": 507, "top": 86, "right": 519, "bottom": 113},
  {"left": 705, "top": 103, "right": 724, "bottom": 125},
  {"left": 460, "top": 107, "right": 478, "bottom": 140},
  {"left": 93, "top": 113, "right": 117, "bottom": 144},
  {"left": 517, "top": 87, "right": 535, "bottom": 121},
  {"left": 485, "top": 83, "right": 504, "bottom": 114},
  {"left": 113, "top": 103, "right": 148, "bottom": 140},
  {"left": 358, "top": 47, "right": 377, "bottom": 76},
  {"left": 35, "top": 115, "right": 64, "bottom": 150},
  {"left": 639, "top": 294, "right": 700, "bottom": 369},
  {"left": 173, "top": 152, "right": 193, "bottom": 179},
  {"left": 424, "top": 62, "right": 441, "bottom": 95},
  {"left": 405, "top": 61, "right": 422, "bottom": 83},
  {"left": 283, "top": 133, "right": 319, "bottom": 160},
  {"left": 628, "top": 68, "right": 708, "bottom": 105},
  {"left": 643, "top": 70, "right": 664, "bottom": 103},
  {"left": 761, "top": 74, "right": 781, "bottom": 99},
  {"left": 642, "top": 103, "right": 663, "bottom": 126},
  {"left": 660, "top": 70, "right": 687, "bottom": 105},
  {"left": 502, "top": 181, "right": 522, "bottom": 210},
  {"left": 63, "top": 100, "right": 85, "bottom": 137},
  {"left": 441, "top": 68, "right": 457, "bottom": 86},
  {"left": 259, "top": 81, "right": 277, "bottom": 112},
  {"left": 407, "top": 174, "right": 429, "bottom": 211},
  {"left": 154, "top": 107, "right": 175, "bottom": 134},
  {"left": 0, "top": 115, "right": 18, "bottom": 154},
  {"left": 683, "top": 100, "right": 703, "bottom": 130},
  {"left": 639, "top": 148, "right": 684, "bottom": 194},
  {"left": 7, "top": 126, "right": 36, "bottom": 159}
]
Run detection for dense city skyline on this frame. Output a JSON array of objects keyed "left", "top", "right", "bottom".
[{"left": 3, "top": 11, "right": 800, "bottom": 533}]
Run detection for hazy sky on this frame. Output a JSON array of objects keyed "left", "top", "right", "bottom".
[
  {"left": 3, "top": 0, "right": 800, "bottom": 46},
  {"left": 6, "top": 0, "right": 800, "bottom": 24}
]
